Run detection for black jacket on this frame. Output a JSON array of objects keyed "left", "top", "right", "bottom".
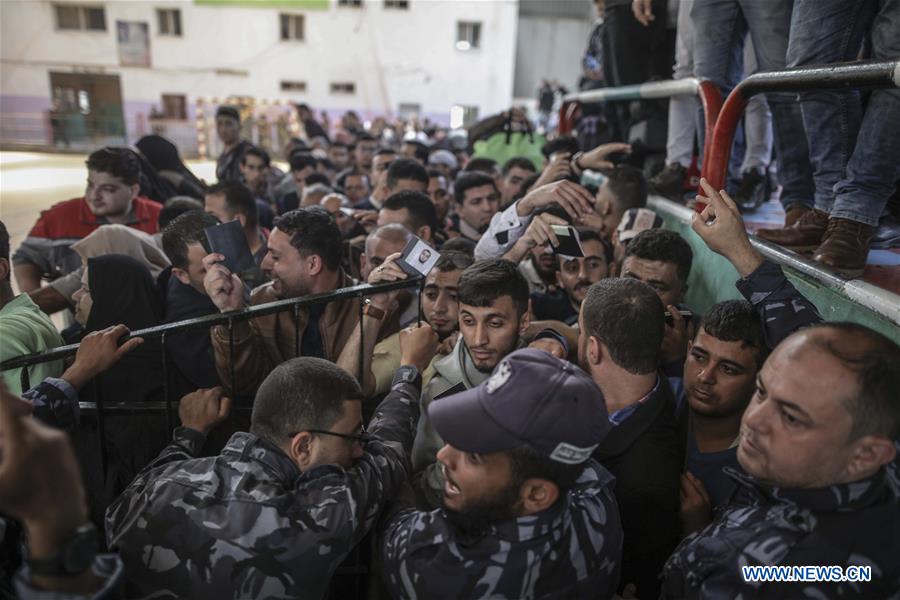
[{"left": 594, "top": 376, "right": 683, "bottom": 600}]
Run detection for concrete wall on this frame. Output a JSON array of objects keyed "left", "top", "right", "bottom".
[
  {"left": 1, "top": 0, "right": 518, "bottom": 150},
  {"left": 512, "top": 14, "right": 592, "bottom": 99}
]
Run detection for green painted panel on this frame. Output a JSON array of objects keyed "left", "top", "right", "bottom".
[
  {"left": 660, "top": 214, "right": 900, "bottom": 346},
  {"left": 195, "top": 0, "right": 330, "bottom": 9}
]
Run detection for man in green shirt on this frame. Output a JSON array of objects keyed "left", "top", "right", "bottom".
[{"left": 0, "top": 221, "right": 63, "bottom": 393}]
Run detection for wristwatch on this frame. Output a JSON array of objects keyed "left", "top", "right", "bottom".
[
  {"left": 27, "top": 523, "right": 98, "bottom": 577},
  {"left": 392, "top": 365, "right": 421, "bottom": 388},
  {"left": 362, "top": 298, "right": 386, "bottom": 321}
]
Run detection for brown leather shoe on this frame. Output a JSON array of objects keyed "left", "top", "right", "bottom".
[
  {"left": 784, "top": 204, "right": 811, "bottom": 228},
  {"left": 755, "top": 208, "right": 829, "bottom": 250},
  {"left": 812, "top": 217, "right": 874, "bottom": 279}
]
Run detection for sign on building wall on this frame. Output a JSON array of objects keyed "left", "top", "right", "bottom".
[{"left": 117, "top": 21, "right": 151, "bottom": 68}]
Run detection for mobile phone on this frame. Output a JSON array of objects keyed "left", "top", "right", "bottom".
[
  {"left": 549, "top": 224, "right": 585, "bottom": 258},
  {"left": 664, "top": 309, "right": 693, "bottom": 327},
  {"left": 395, "top": 236, "right": 440, "bottom": 278},
  {"left": 204, "top": 220, "right": 255, "bottom": 274}
]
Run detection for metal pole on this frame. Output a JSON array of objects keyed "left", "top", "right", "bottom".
[
  {"left": 704, "top": 60, "right": 900, "bottom": 197},
  {"left": 94, "top": 374, "right": 108, "bottom": 480},
  {"left": 2, "top": 278, "right": 420, "bottom": 371},
  {"left": 357, "top": 297, "right": 364, "bottom": 385},
  {"left": 161, "top": 331, "right": 173, "bottom": 440}
]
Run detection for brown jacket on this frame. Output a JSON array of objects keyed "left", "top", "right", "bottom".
[{"left": 211, "top": 272, "right": 396, "bottom": 396}]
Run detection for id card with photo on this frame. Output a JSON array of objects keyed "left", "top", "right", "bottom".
[
  {"left": 550, "top": 224, "right": 585, "bottom": 258},
  {"left": 397, "top": 237, "right": 440, "bottom": 277}
]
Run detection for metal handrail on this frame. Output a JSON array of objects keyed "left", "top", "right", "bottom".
[
  {"left": 1, "top": 277, "right": 421, "bottom": 370},
  {"left": 648, "top": 196, "right": 900, "bottom": 325},
  {"left": 557, "top": 77, "right": 721, "bottom": 138},
  {"left": 703, "top": 59, "right": 900, "bottom": 193},
  {"left": 561, "top": 77, "right": 701, "bottom": 104}
]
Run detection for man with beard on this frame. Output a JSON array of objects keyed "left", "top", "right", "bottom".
[
  {"left": 620, "top": 228, "right": 694, "bottom": 375},
  {"left": 530, "top": 230, "right": 613, "bottom": 325},
  {"left": 203, "top": 206, "right": 398, "bottom": 395},
  {"left": 379, "top": 349, "right": 623, "bottom": 599},
  {"left": 328, "top": 142, "right": 351, "bottom": 172},
  {"left": 369, "top": 251, "right": 474, "bottom": 397},
  {"left": 579, "top": 278, "right": 682, "bottom": 600},
  {"left": 410, "top": 260, "right": 532, "bottom": 507}
]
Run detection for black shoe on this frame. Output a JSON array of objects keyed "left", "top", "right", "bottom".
[
  {"left": 649, "top": 163, "right": 687, "bottom": 201},
  {"left": 733, "top": 168, "right": 772, "bottom": 213}
]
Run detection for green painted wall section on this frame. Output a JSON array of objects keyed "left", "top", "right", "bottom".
[{"left": 660, "top": 214, "right": 900, "bottom": 346}]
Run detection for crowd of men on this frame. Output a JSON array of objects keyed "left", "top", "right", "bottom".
[{"left": 1, "top": 33, "right": 900, "bottom": 599}]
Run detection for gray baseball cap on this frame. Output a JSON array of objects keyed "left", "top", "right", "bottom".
[{"left": 429, "top": 348, "right": 610, "bottom": 464}]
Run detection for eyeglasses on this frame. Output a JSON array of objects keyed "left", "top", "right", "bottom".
[{"left": 290, "top": 425, "right": 371, "bottom": 447}]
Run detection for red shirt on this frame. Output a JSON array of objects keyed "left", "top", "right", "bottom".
[{"left": 28, "top": 196, "right": 161, "bottom": 239}]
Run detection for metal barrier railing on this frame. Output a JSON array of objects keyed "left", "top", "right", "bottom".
[
  {"left": 557, "top": 78, "right": 724, "bottom": 195},
  {"left": 2, "top": 277, "right": 422, "bottom": 476},
  {"left": 558, "top": 78, "right": 724, "bottom": 158},
  {"left": 702, "top": 59, "right": 900, "bottom": 198}
]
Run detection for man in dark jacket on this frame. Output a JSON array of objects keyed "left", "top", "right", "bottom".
[
  {"left": 159, "top": 210, "right": 222, "bottom": 389},
  {"left": 578, "top": 277, "right": 682, "bottom": 599}
]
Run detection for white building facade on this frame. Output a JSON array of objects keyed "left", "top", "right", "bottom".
[{"left": 0, "top": 0, "right": 520, "bottom": 156}]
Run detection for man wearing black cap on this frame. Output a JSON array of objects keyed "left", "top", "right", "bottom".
[
  {"left": 379, "top": 348, "right": 623, "bottom": 599},
  {"left": 215, "top": 105, "right": 252, "bottom": 184}
]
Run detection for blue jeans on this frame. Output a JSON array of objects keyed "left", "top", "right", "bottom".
[
  {"left": 692, "top": 0, "right": 816, "bottom": 210},
  {"left": 787, "top": 0, "right": 900, "bottom": 227}
]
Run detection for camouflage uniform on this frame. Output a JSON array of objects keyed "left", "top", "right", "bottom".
[
  {"left": 379, "top": 460, "right": 623, "bottom": 599},
  {"left": 662, "top": 467, "right": 900, "bottom": 598},
  {"left": 105, "top": 368, "right": 421, "bottom": 599}
]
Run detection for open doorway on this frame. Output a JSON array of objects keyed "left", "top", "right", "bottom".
[{"left": 48, "top": 72, "right": 126, "bottom": 149}]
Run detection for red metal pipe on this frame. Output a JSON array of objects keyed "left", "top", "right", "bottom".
[
  {"left": 697, "top": 80, "right": 723, "bottom": 182},
  {"left": 557, "top": 101, "right": 578, "bottom": 135},
  {"left": 706, "top": 88, "right": 749, "bottom": 191}
]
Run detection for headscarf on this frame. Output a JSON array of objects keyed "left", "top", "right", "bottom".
[
  {"left": 73, "top": 224, "right": 170, "bottom": 280},
  {"left": 136, "top": 135, "right": 205, "bottom": 199},
  {"left": 84, "top": 254, "right": 164, "bottom": 404}
]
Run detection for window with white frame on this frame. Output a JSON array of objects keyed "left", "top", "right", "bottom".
[
  {"left": 385, "top": 0, "right": 409, "bottom": 9},
  {"left": 279, "top": 13, "right": 305, "bottom": 41},
  {"left": 157, "top": 8, "right": 182, "bottom": 36},
  {"left": 54, "top": 4, "right": 106, "bottom": 31},
  {"left": 337, "top": 0, "right": 363, "bottom": 7},
  {"left": 455, "top": 21, "right": 481, "bottom": 51}
]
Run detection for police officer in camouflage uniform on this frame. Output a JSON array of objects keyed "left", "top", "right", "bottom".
[
  {"left": 106, "top": 326, "right": 437, "bottom": 599},
  {"left": 379, "top": 348, "right": 623, "bottom": 599},
  {"left": 662, "top": 323, "right": 900, "bottom": 598}
]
